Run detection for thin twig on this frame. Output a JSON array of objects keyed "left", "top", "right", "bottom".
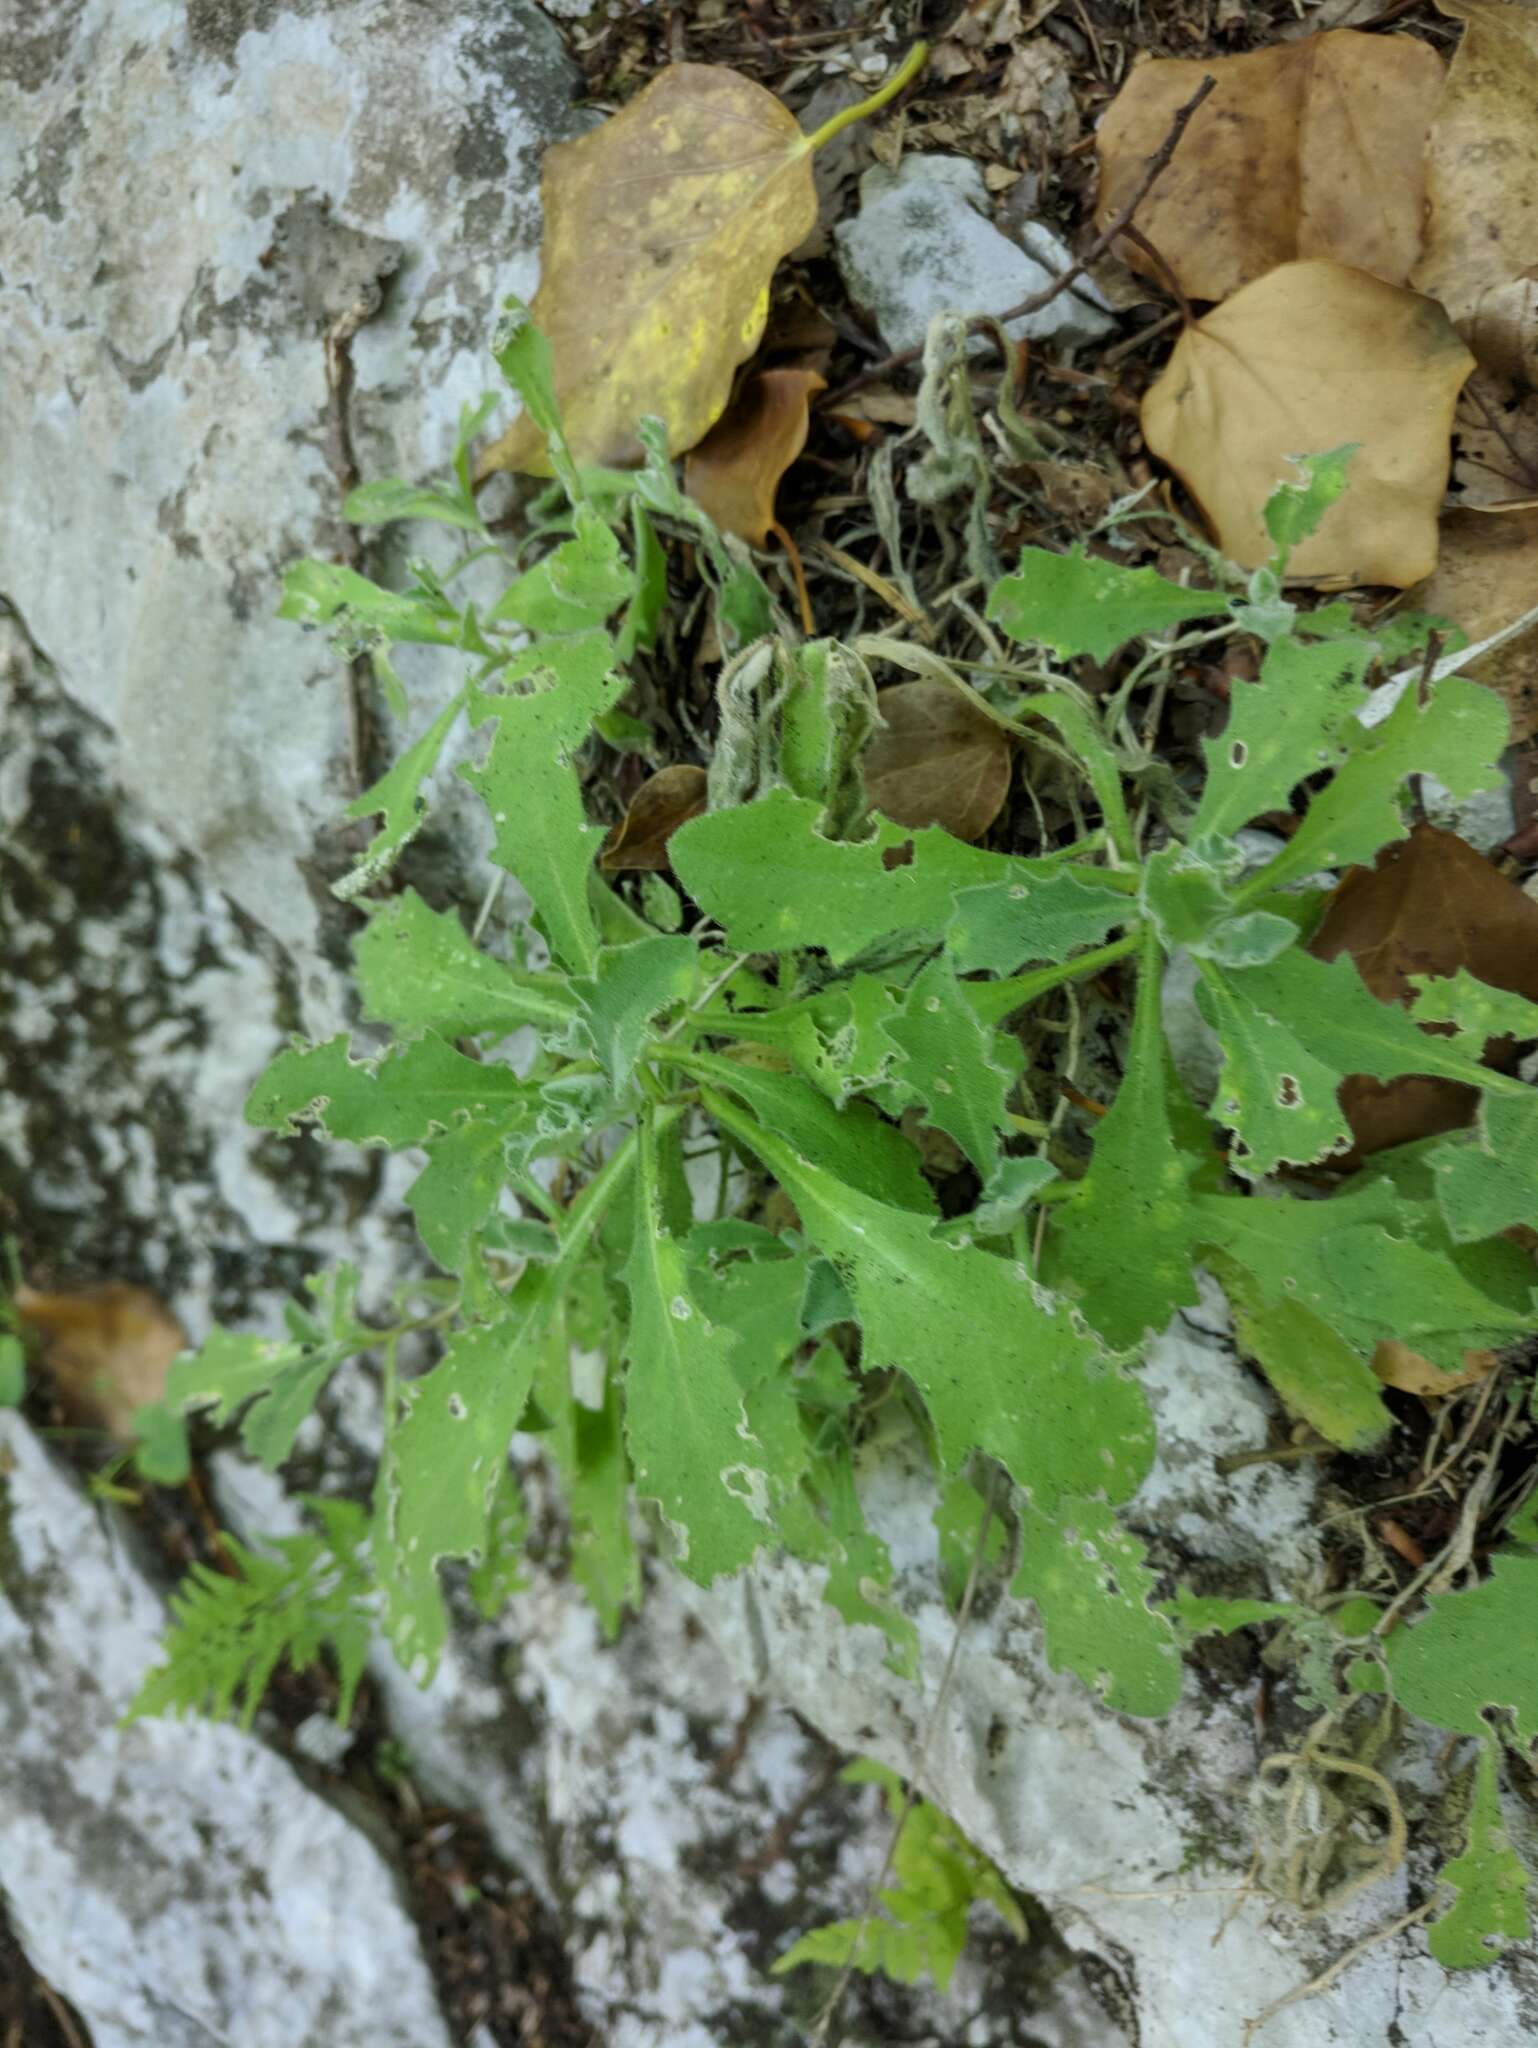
[
  {"left": 737, "top": 1749, "right": 844, "bottom": 1878},
  {"left": 1373, "top": 1385, "right": 1524, "bottom": 1640},
  {"left": 324, "top": 298, "right": 377, "bottom": 794},
  {"left": 818, "top": 74, "right": 1215, "bottom": 410},
  {"left": 36, "top": 1981, "right": 88, "bottom": 2048},
  {"left": 1240, "top": 1901, "right": 1434, "bottom": 2046},
  {"left": 1101, "top": 304, "right": 1185, "bottom": 368}
]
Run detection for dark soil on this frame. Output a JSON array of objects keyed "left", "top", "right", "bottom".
[{"left": 0, "top": 1911, "right": 93, "bottom": 2048}]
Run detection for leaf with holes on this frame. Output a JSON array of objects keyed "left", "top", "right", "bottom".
[
  {"left": 1194, "top": 948, "right": 1503, "bottom": 1178},
  {"left": 1011, "top": 1495, "right": 1182, "bottom": 1718},
  {"left": 376, "top": 1300, "right": 547, "bottom": 1680},
  {"left": 881, "top": 957, "right": 1014, "bottom": 1175},
  {"left": 246, "top": 1032, "right": 535, "bottom": 1147},
  {"left": 1192, "top": 633, "right": 1375, "bottom": 844},
  {"left": 1307, "top": 827, "right": 1538, "bottom": 1157},
  {"left": 946, "top": 867, "right": 1129, "bottom": 975},
  {"left": 354, "top": 889, "right": 579, "bottom": 1040},
  {"left": 622, "top": 1117, "right": 774, "bottom": 1581},
  {"left": 461, "top": 631, "right": 624, "bottom": 975},
  {"left": 1259, "top": 677, "right": 1509, "bottom": 893},
  {"left": 1388, "top": 1554, "right": 1538, "bottom": 1743},
  {"left": 987, "top": 545, "right": 1228, "bottom": 663},
  {"left": 671, "top": 787, "right": 1042, "bottom": 966},
  {"left": 702, "top": 1086, "right": 1154, "bottom": 1511}
]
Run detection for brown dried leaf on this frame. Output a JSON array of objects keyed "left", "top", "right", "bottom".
[
  {"left": 911, "top": 42, "right": 1080, "bottom": 161},
  {"left": 477, "top": 65, "right": 817, "bottom": 476},
  {"left": 600, "top": 764, "right": 709, "bottom": 871},
  {"left": 1404, "top": 507, "right": 1538, "bottom": 741},
  {"left": 1411, "top": 0, "right": 1538, "bottom": 335},
  {"left": 684, "top": 368, "right": 827, "bottom": 545},
  {"left": 1141, "top": 260, "right": 1475, "bottom": 585},
  {"left": 828, "top": 387, "right": 917, "bottom": 427},
  {"left": 864, "top": 682, "right": 1012, "bottom": 843},
  {"left": 1031, "top": 461, "right": 1118, "bottom": 529},
  {"left": 1468, "top": 269, "right": 1538, "bottom": 388},
  {"left": 1372, "top": 1338, "right": 1498, "bottom": 1397},
  {"left": 1308, "top": 823, "right": 1538, "bottom": 1154},
  {"left": 1095, "top": 31, "right": 1443, "bottom": 303},
  {"left": 16, "top": 1282, "right": 187, "bottom": 1439},
  {"left": 1452, "top": 368, "right": 1538, "bottom": 510}
]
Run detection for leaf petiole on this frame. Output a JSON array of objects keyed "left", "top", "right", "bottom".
[
  {"left": 963, "top": 931, "right": 1143, "bottom": 1027},
  {"left": 802, "top": 43, "right": 929, "bottom": 155}
]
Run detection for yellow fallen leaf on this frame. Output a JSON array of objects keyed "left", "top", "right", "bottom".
[
  {"left": 1404, "top": 507, "right": 1538, "bottom": 740},
  {"left": 864, "top": 681, "right": 1013, "bottom": 842},
  {"left": 684, "top": 368, "right": 826, "bottom": 545},
  {"left": 1141, "top": 260, "right": 1474, "bottom": 585},
  {"left": 16, "top": 1282, "right": 187, "bottom": 1439},
  {"left": 477, "top": 49, "right": 925, "bottom": 477},
  {"left": 1411, "top": 0, "right": 1538, "bottom": 335},
  {"left": 1094, "top": 31, "right": 1443, "bottom": 303},
  {"left": 476, "top": 66, "right": 815, "bottom": 477}
]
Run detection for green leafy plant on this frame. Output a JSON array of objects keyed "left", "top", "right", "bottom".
[
  {"left": 130, "top": 1497, "right": 372, "bottom": 1730},
  {"left": 0, "top": 1335, "right": 22, "bottom": 1409},
  {"left": 137, "top": 307, "right": 1538, "bottom": 1971},
  {"left": 772, "top": 1760, "right": 1026, "bottom": 1990}
]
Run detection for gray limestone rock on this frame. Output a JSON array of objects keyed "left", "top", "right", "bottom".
[
  {"left": 0, "top": 0, "right": 579, "bottom": 982},
  {"left": 835, "top": 154, "right": 1114, "bottom": 359},
  {"left": 0, "top": 617, "right": 421, "bottom": 1339},
  {"left": 0, "top": 1409, "right": 454, "bottom": 2048},
  {"left": 686, "top": 1296, "right": 1538, "bottom": 2048}
]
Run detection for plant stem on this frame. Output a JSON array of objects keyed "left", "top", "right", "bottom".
[
  {"left": 963, "top": 931, "right": 1142, "bottom": 1026},
  {"left": 803, "top": 42, "right": 928, "bottom": 155},
  {"left": 552, "top": 1127, "right": 646, "bottom": 1273}
]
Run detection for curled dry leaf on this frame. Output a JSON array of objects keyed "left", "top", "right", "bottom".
[
  {"left": 1308, "top": 823, "right": 1538, "bottom": 1156},
  {"left": 600, "top": 764, "right": 709, "bottom": 871},
  {"left": 15, "top": 1282, "right": 187, "bottom": 1439},
  {"left": 1094, "top": 31, "right": 1443, "bottom": 303},
  {"left": 863, "top": 681, "right": 1012, "bottom": 842},
  {"left": 684, "top": 368, "right": 827, "bottom": 545},
  {"left": 1405, "top": 507, "right": 1538, "bottom": 742},
  {"left": 1141, "top": 260, "right": 1475, "bottom": 585},
  {"left": 477, "top": 65, "right": 818, "bottom": 476},
  {"left": 1411, "top": 0, "right": 1538, "bottom": 335},
  {"left": 826, "top": 387, "right": 917, "bottom": 427},
  {"left": 1468, "top": 269, "right": 1538, "bottom": 388}
]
